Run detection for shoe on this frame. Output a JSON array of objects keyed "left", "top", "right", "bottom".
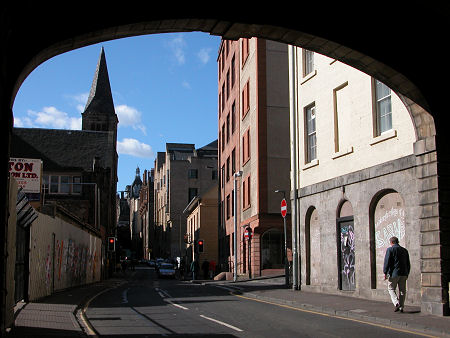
[
  {"left": 400, "top": 307, "right": 404, "bottom": 313},
  {"left": 394, "top": 303, "right": 400, "bottom": 312}
]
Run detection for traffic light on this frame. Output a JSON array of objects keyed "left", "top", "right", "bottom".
[
  {"left": 198, "top": 239, "right": 204, "bottom": 253},
  {"left": 107, "top": 237, "right": 115, "bottom": 252}
]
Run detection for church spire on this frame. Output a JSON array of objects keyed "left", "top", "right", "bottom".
[{"left": 82, "top": 47, "right": 118, "bottom": 131}]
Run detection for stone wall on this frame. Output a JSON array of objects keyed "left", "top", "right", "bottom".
[{"left": 298, "top": 155, "right": 422, "bottom": 305}]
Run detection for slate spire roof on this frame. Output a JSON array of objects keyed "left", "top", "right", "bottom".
[{"left": 83, "top": 47, "right": 115, "bottom": 117}]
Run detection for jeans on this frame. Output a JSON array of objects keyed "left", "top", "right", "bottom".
[{"left": 387, "top": 275, "right": 408, "bottom": 308}]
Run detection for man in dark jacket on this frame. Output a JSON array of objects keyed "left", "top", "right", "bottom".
[{"left": 383, "top": 236, "right": 410, "bottom": 312}]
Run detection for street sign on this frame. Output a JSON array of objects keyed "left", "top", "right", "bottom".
[{"left": 281, "top": 198, "right": 287, "bottom": 218}]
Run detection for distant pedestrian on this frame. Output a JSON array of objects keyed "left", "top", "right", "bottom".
[
  {"left": 383, "top": 236, "right": 410, "bottom": 312},
  {"left": 202, "top": 260, "right": 209, "bottom": 279},
  {"left": 209, "top": 260, "right": 216, "bottom": 279},
  {"left": 190, "top": 260, "right": 199, "bottom": 280}
]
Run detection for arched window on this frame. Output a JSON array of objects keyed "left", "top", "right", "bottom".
[
  {"left": 337, "top": 200, "right": 355, "bottom": 291},
  {"left": 305, "top": 207, "right": 319, "bottom": 285},
  {"left": 369, "top": 190, "right": 405, "bottom": 289}
]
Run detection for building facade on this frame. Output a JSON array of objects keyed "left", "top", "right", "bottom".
[
  {"left": 218, "top": 38, "right": 291, "bottom": 278},
  {"left": 153, "top": 141, "right": 218, "bottom": 259},
  {"left": 291, "top": 48, "right": 420, "bottom": 305},
  {"left": 138, "top": 169, "right": 154, "bottom": 260},
  {"left": 127, "top": 167, "right": 143, "bottom": 259},
  {"left": 184, "top": 184, "right": 219, "bottom": 277}
]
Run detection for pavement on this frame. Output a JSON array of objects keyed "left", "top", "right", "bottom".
[{"left": 5, "top": 270, "right": 450, "bottom": 337}]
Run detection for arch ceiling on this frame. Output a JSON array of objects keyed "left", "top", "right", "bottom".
[{"left": 1, "top": 2, "right": 449, "bottom": 125}]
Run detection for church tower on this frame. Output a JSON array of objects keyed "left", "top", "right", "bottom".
[{"left": 82, "top": 47, "right": 118, "bottom": 139}]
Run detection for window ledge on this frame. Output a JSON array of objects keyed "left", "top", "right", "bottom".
[
  {"left": 300, "top": 70, "right": 317, "bottom": 85},
  {"left": 370, "top": 129, "right": 397, "bottom": 146},
  {"left": 302, "top": 159, "right": 319, "bottom": 170},
  {"left": 332, "top": 146, "right": 354, "bottom": 159}
]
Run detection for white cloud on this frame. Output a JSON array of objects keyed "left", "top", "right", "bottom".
[
  {"left": 197, "top": 48, "right": 212, "bottom": 64},
  {"left": 64, "top": 92, "right": 89, "bottom": 113},
  {"left": 168, "top": 34, "right": 186, "bottom": 65},
  {"left": 117, "top": 138, "right": 154, "bottom": 158},
  {"left": 19, "top": 106, "right": 82, "bottom": 130},
  {"left": 115, "top": 104, "right": 146, "bottom": 135}
]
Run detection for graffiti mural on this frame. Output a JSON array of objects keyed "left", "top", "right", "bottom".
[
  {"left": 374, "top": 192, "right": 406, "bottom": 283},
  {"left": 28, "top": 213, "right": 102, "bottom": 301},
  {"left": 339, "top": 221, "right": 355, "bottom": 290}
]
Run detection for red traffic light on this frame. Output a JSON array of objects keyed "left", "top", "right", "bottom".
[
  {"left": 198, "top": 240, "right": 203, "bottom": 245},
  {"left": 109, "top": 238, "right": 114, "bottom": 243}
]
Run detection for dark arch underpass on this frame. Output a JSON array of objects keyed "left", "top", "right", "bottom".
[{"left": 1, "top": 3, "right": 449, "bottom": 332}]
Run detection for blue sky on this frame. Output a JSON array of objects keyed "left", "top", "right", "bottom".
[{"left": 12, "top": 32, "right": 221, "bottom": 192}]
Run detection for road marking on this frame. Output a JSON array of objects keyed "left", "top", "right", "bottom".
[
  {"left": 165, "top": 299, "right": 189, "bottom": 310},
  {"left": 199, "top": 314, "right": 243, "bottom": 332},
  {"left": 233, "top": 294, "right": 437, "bottom": 338}
]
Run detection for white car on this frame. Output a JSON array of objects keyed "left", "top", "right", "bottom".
[{"left": 157, "top": 263, "right": 176, "bottom": 278}]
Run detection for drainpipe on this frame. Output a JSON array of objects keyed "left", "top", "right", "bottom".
[{"left": 288, "top": 45, "right": 299, "bottom": 290}]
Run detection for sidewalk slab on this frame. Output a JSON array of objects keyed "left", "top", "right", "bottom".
[{"left": 6, "top": 278, "right": 125, "bottom": 337}]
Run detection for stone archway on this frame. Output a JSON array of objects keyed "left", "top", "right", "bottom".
[{"left": 1, "top": 6, "right": 448, "bottom": 322}]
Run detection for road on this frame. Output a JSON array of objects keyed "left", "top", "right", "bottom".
[{"left": 83, "top": 265, "right": 423, "bottom": 337}]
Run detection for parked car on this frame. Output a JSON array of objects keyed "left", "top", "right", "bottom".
[
  {"left": 157, "top": 263, "right": 176, "bottom": 278},
  {"left": 148, "top": 259, "right": 156, "bottom": 268}
]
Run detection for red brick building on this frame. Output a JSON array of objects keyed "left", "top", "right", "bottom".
[{"left": 218, "top": 38, "right": 291, "bottom": 277}]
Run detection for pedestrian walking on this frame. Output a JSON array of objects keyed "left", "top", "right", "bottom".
[
  {"left": 190, "top": 260, "right": 199, "bottom": 280},
  {"left": 383, "top": 236, "right": 410, "bottom": 312}
]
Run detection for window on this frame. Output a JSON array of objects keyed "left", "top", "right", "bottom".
[
  {"left": 231, "top": 102, "right": 236, "bottom": 134},
  {"left": 374, "top": 79, "right": 392, "bottom": 135},
  {"left": 231, "top": 55, "right": 235, "bottom": 87},
  {"left": 221, "top": 165, "right": 225, "bottom": 187},
  {"left": 222, "top": 83, "right": 225, "bottom": 111},
  {"left": 43, "top": 174, "right": 82, "bottom": 194},
  {"left": 188, "top": 188, "right": 198, "bottom": 203},
  {"left": 226, "top": 114, "right": 230, "bottom": 143},
  {"left": 226, "top": 194, "right": 231, "bottom": 219},
  {"left": 221, "top": 124, "right": 225, "bottom": 151},
  {"left": 60, "top": 176, "right": 70, "bottom": 193},
  {"left": 188, "top": 169, "right": 198, "bottom": 179},
  {"left": 50, "top": 175, "right": 59, "bottom": 193},
  {"left": 242, "top": 128, "right": 251, "bottom": 165},
  {"left": 303, "top": 49, "right": 314, "bottom": 76},
  {"left": 305, "top": 104, "right": 317, "bottom": 163},
  {"left": 212, "top": 169, "right": 218, "bottom": 180},
  {"left": 73, "top": 176, "right": 81, "bottom": 193},
  {"left": 231, "top": 148, "right": 236, "bottom": 175},
  {"left": 242, "top": 81, "right": 250, "bottom": 118},
  {"left": 243, "top": 175, "right": 251, "bottom": 209},
  {"left": 231, "top": 190, "right": 234, "bottom": 216},
  {"left": 226, "top": 156, "right": 230, "bottom": 182},
  {"left": 226, "top": 70, "right": 230, "bottom": 99}
]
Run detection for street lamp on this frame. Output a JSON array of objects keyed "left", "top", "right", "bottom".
[
  {"left": 275, "top": 189, "right": 289, "bottom": 287},
  {"left": 233, "top": 171, "right": 243, "bottom": 282}
]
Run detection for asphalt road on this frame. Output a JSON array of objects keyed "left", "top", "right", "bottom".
[{"left": 84, "top": 266, "right": 422, "bottom": 337}]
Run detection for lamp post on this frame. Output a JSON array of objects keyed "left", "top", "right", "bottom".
[
  {"left": 275, "top": 189, "right": 289, "bottom": 287},
  {"left": 233, "top": 171, "right": 243, "bottom": 282}
]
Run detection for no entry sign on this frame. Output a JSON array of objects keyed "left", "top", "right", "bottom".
[{"left": 281, "top": 198, "right": 287, "bottom": 218}]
